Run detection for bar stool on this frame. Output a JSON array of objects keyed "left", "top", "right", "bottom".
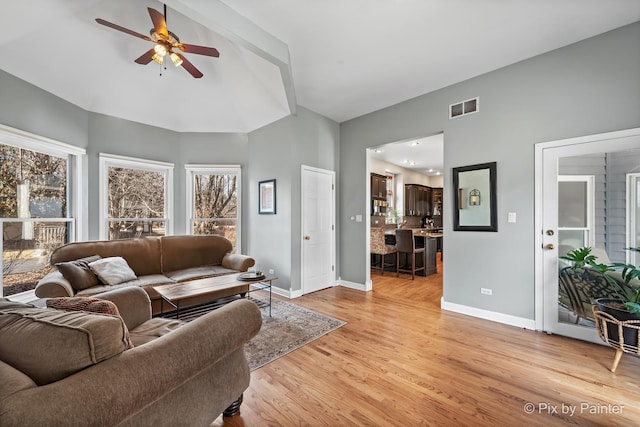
[
  {"left": 396, "top": 229, "right": 425, "bottom": 279},
  {"left": 370, "top": 227, "right": 396, "bottom": 275}
]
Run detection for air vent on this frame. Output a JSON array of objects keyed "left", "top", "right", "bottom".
[{"left": 449, "top": 97, "right": 479, "bottom": 119}]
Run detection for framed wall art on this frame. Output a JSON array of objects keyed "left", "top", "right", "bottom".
[{"left": 259, "top": 179, "right": 276, "bottom": 214}]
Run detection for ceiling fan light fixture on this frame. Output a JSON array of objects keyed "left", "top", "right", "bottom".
[
  {"left": 152, "top": 53, "right": 164, "bottom": 65},
  {"left": 170, "top": 52, "right": 183, "bottom": 67},
  {"left": 153, "top": 43, "right": 167, "bottom": 57}
]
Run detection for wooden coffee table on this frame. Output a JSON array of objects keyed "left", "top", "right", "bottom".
[{"left": 153, "top": 274, "right": 277, "bottom": 319}]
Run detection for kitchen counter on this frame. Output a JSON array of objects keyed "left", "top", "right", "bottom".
[{"left": 381, "top": 228, "right": 440, "bottom": 276}]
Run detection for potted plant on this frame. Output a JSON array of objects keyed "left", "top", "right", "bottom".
[{"left": 562, "top": 247, "right": 640, "bottom": 346}]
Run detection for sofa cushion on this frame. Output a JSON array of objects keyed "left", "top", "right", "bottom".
[
  {"left": 46, "top": 297, "right": 134, "bottom": 349},
  {"left": 55, "top": 255, "right": 102, "bottom": 291},
  {"left": 50, "top": 237, "right": 163, "bottom": 277},
  {"left": 161, "top": 235, "right": 232, "bottom": 273},
  {"left": 129, "top": 317, "right": 183, "bottom": 346},
  {"left": 89, "top": 257, "right": 138, "bottom": 286},
  {"left": 75, "top": 274, "right": 176, "bottom": 297},
  {"left": 164, "top": 265, "right": 238, "bottom": 282},
  {"left": 0, "top": 307, "right": 130, "bottom": 385}
]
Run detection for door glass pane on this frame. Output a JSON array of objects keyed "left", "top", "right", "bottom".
[{"left": 558, "top": 181, "right": 587, "bottom": 228}]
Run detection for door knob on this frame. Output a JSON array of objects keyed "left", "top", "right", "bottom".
[
  {"left": 545, "top": 244, "right": 555, "bottom": 250},
  {"left": 546, "top": 230, "right": 555, "bottom": 236},
  {"left": 304, "top": 236, "right": 311, "bottom": 240}
]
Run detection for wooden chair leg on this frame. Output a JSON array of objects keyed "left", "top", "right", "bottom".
[
  {"left": 380, "top": 253, "right": 384, "bottom": 276},
  {"left": 411, "top": 253, "right": 415, "bottom": 280},
  {"left": 611, "top": 348, "right": 624, "bottom": 373}
]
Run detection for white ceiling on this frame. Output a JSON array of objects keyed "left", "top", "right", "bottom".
[
  {"left": 1, "top": 1, "right": 639, "bottom": 134},
  {"left": 371, "top": 134, "right": 444, "bottom": 176}
]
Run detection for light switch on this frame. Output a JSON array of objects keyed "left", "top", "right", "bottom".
[
  {"left": 355, "top": 214, "right": 363, "bottom": 222},
  {"left": 508, "top": 212, "right": 517, "bottom": 223}
]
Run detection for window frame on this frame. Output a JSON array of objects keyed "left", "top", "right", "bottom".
[
  {"left": 558, "top": 174, "right": 595, "bottom": 250},
  {"left": 185, "top": 164, "right": 242, "bottom": 253},
  {"left": 0, "top": 124, "right": 85, "bottom": 298},
  {"left": 99, "top": 153, "right": 174, "bottom": 240}
]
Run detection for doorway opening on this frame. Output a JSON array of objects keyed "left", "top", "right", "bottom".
[{"left": 366, "top": 132, "right": 444, "bottom": 291}]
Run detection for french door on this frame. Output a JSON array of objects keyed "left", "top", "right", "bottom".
[{"left": 536, "top": 128, "right": 640, "bottom": 343}]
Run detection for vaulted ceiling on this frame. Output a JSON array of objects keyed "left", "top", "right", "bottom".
[{"left": 1, "top": 0, "right": 638, "bottom": 133}]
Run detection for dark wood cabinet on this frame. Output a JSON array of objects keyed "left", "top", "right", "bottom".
[
  {"left": 404, "top": 184, "right": 432, "bottom": 216},
  {"left": 431, "top": 187, "right": 443, "bottom": 226},
  {"left": 371, "top": 173, "right": 387, "bottom": 200}
]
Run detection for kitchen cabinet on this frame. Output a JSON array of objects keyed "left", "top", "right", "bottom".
[
  {"left": 431, "top": 187, "right": 443, "bottom": 226},
  {"left": 404, "top": 184, "right": 432, "bottom": 216},
  {"left": 371, "top": 173, "right": 387, "bottom": 200}
]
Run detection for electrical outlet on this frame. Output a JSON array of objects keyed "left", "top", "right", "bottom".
[
  {"left": 269, "top": 269, "right": 275, "bottom": 275},
  {"left": 481, "top": 288, "right": 493, "bottom": 296}
]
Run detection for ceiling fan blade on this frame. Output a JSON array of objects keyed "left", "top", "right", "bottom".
[
  {"left": 134, "top": 48, "right": 156, "bottom": 65},
  {"left": 177, "top": 54, "right": 203, "bottom": 78},
  {"left": 179, "top": 43, "right": 220, "bottom": 58},
  {"left": 95, "top": 18, "right": 152, "bottom": 41},
  {"left": 147, "top": 7, "right": 169, "bottom": 38}
]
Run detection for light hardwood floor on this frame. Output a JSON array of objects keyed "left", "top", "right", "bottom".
[{"left": 214, "top": 261, "right": 640, "bottom": 426}]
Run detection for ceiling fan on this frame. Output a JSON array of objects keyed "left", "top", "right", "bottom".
[{"left": 96, "top": 5, "right": 219, "bottom": 78}]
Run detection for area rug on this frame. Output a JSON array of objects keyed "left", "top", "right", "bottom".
[{"left": 170, "top": 297, "right": 346, "bottom": 371}]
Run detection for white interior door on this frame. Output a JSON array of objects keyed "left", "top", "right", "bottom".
[
  {"left": 536, "top": 128, "right": 640, "bottom": 343},
  {"left": 302, "top": 166, "right": 335, "bottom": 294}
]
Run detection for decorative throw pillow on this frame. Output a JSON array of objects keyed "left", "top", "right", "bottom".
[
  {"left": 55, "top": 255, "right": 102, "bottom": 291},
  {"left": 47, "top": 296, "right": 120, "bottom": 316},
  {"left": 46, "top": 297, "right": 134, "bottom": 349},
  {"left": 88, "top": 257, "right": 137, "bottom": 286}
]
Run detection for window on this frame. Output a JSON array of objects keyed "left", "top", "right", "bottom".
[
  {"left": 186, "top": 165, "right": 241, "bottom": 252},
  {"left": 1, "top": 125, "right": 84, "bottom": 297},
  {"left": 100, "top": 154, "right": 173, "bottom": 240},
  {"left": 627, "top": 173, "right": 640, "bottom": 265},
  {"left": 558, "top": 175, "right": 595, "bottom": 255}
]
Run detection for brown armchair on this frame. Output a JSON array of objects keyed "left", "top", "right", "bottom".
[{"left": 0, "top": 286, "right": 262, "bottom": 426}]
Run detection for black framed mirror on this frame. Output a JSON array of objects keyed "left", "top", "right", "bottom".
[{"left": 452, "top": 162, "right": 497, "bottom": 232}]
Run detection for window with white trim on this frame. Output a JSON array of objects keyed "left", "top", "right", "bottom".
[
  {"left": 558, "top": 175, "right": 595, "bottom": 254},
  {"left": 1, "top": 125, "right": 84, "bottom": 297},
  {"left": 100, "top": 154, "right": 173, "bottom": 240},
  {"left": 186, "top": 165, "right": 241, "bottom": 252}
]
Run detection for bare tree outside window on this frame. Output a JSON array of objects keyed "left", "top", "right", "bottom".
[
  {"left": 192, "top": 172, "right": 239, "bottom": 251},
  {"left": 107, "top": 166, "right": 167, "bottom": 240},
  {"left": 1, "top": 143, "right": 69, "bottom": 296}
]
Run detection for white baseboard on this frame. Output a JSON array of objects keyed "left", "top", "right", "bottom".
[
  {"left": 270, "top": 286, "right": 303, "bottom": 299},
  {"left": 440, "top": 297, "right": 536, "bottom": 330},
  {"left": 337, "top": 279, "right": 371, "bottom": 292}
]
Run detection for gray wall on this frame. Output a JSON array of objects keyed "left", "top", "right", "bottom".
[
  {"left": 0, "top": 69, "right": 338, "bottom": 295},
  {"left": 247, "top": 106, "right": 339, "bottom": 293},
  {"left": 339, "top": 22, "right": 640, "bottom": 320}
]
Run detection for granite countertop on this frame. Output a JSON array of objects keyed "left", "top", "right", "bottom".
[{"left": 385, "top": 228, "right": 442, "bottom": 237}]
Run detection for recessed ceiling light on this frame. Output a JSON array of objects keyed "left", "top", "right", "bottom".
[
  {"left": 428, "top": 169, "right": 434, "bottom": 173},
  {"left": 436, "top": 171, "right": 441, "bottom": 175},
  {"left": 403, "top": 159, "right": 408, "bottom": 163},
  {"left": 409, "top": 161, "right": 415, "bottom": 166},
  {"left": 374, "top": 149, "right": 383, "bottom": 153},
  {"left": 410, "top": 141, "right": 420, "bottom": 146}
]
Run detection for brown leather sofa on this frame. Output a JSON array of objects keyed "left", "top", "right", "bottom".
[
  {"left": 0, "top": 286, "right": 262, "bottom": 426},
  {"left": 35, "top": 235, "right": 255, "bottom": 314}
]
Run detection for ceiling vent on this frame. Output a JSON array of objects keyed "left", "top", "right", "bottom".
[{"left": 449, "top": 97, "right": 479, "bottom": 119}]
